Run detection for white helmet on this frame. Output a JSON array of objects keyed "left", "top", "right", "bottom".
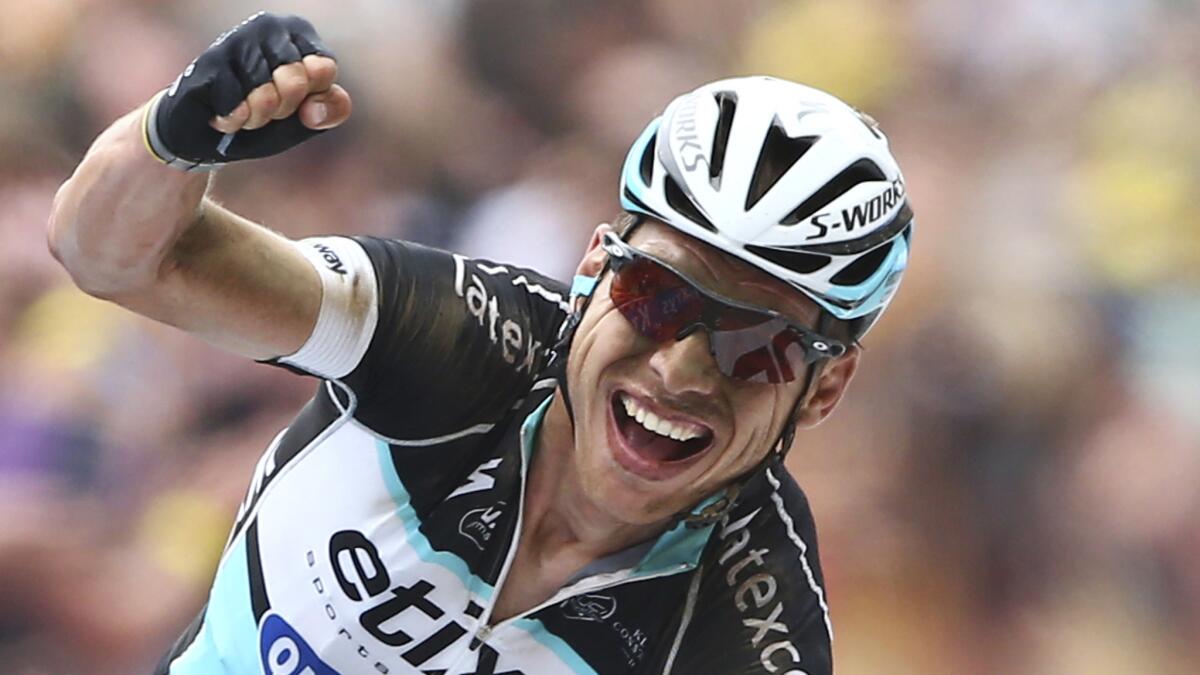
[{"left": 620, "top": 76, "right": 913, "bottom": 338}]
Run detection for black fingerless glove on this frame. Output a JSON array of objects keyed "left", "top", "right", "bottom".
[{"left": 143, "top": 12, "right": 335, "bottom": 171}]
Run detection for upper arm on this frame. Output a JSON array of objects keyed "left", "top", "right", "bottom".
[
  {"left": 113, "top": 198, "right": 323, "bottom": 361},
  {"left": 274, "top": 236, "right": 570, "bottom": 440}
]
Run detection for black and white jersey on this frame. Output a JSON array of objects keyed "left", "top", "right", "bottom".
[{"left": 156, "top": 236, "right": 834, "bottom": 675}]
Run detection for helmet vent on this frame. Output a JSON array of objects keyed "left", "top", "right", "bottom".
[
  {"left": 781, "top": 159, "right": 886, "bottom": 225},
  {"left": 665, "top": 174, "right": 717, "bottom": 232},
  {"left": 708, "top": 92, "right": 737, "bottom": 184},
  {"left": 829, "top": 241, "right": 892, "bottom": 286},
  {"left": 745, "top": 120, "right": 817, "bottom": 211},
  {"left": 623, "top": 185, "right": 663, "bottom": 220},
  {"left": 640, "top": 131, "right": 657, "bottom": 185},
  {"left": 744, "top": 244, "right": 831, "bottom": 274}
]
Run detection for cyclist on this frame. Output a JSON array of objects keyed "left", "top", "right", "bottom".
[{"left": 49, "top": 13, "right": 912, "bottom": 675}]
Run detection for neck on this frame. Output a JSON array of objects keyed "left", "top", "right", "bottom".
[{"left": 522, "top": 390, "right": 669, "bottom": 560}]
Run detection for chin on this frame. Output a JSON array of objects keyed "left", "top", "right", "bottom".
[{"left": 577, "top": 440, "right": 706, "bottom": 526}]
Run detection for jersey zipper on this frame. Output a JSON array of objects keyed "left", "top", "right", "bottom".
[
  {"left": 472, "top": 416, "right": 695, "bottom": 637},
  {"left": 461, "top": 400, "right": 700, "bottom": 670},
  {"left": 477, "top": 561, "right": 695, "bottom": 637},
  {"left": 472, "top": 416, "right": 536, "bottom": 637}
]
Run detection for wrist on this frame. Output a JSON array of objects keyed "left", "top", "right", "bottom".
[
  {"left": 141, "top": 89, "right": 226, "bottom": 173},
  {"left": 77, "top": 108, "right": 212, "bottom": 241}
]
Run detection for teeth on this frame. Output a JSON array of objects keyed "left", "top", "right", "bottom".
[{"left": 620, "top": 394, "right": 704, "bottom": 443}]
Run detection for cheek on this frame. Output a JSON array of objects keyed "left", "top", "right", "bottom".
[
  {"left": 568, "top": 309, "right": 646, "bottom": 389},
  {"left": 565, "top": 311, "right": 653, "bottom": 446},
  {"left": 716, "top": 385, "right": 795, "bottom": 469}
]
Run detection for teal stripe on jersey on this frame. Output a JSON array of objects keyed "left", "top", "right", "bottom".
[
  {"left": 164, "top": 617, "right": 221, "bottom": 674},
  {"left": 637, "top": 497, "right": 718, "bottom": 575},
  {"left": 169, "top": 535, "right": 259, "bottom": 674},
  {"left": 511, "top": 617, "right": 599, "bottom": 674},
  {"left": 375, "top": 439, "right": 498, "bottom": 601},
  {"left": 518, "top": 396, "right": 552, "bottom": 463}
]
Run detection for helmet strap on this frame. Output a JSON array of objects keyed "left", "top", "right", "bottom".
[
  {"left": 550, "top": 217, "right": 641, "bottom": 430},
  {"left": 549, "top": 271, "right": 605, "bottom": 430}
]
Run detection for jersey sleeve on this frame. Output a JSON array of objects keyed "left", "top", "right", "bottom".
[
  {"left": 658, "top": 465, "right": 834, "bottom": 675},
  {"left": 271, "top": 235, "right": 570, "bottom": 440}
]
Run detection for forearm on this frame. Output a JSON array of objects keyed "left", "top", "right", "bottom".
[
  {"left": 47, "top": 102, "right": 210, "bottom": 298},
  {"left": 45, "top": 13, "right": 351, "bottom": 361}
]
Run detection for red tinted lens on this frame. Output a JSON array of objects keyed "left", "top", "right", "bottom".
[
  {"left": 608, "top": 250, "right": 815, "bottom": 385},
  {"left": 710, "top": 321, "right": 804, "bottom": 384},
  {"left": 710, "top": 304, "right": 771, "bottom": 331},
  {"left": 610, "top": 258, "right": 705, "bottom": 342},
  {"left": 728, "top": 343, "right": 783, "bottom": 383}
]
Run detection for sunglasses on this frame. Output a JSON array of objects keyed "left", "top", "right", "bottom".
[{"left": 600, "top": 232, "right": 847, "bottom": 384}]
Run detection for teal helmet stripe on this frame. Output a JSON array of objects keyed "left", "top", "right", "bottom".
[
  {"left": 819, "top": 236, "right": 908, "bottom": 307},
  {"left": 818, "top": 234, "right": 909, "bottom": 322},
  {"left": 620, "top": 119, "right": 661, "bottom": 215}
]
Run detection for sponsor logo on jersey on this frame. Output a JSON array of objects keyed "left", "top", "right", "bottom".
[
  {"left": 447, "top": 457, "right": 504, "bottom": 500},
  {"left": 318, "top": 530, "right": 527, "bottom": 674},
  {"left": 805, "top": 178, "right": 905, "bottom": 242},
  {"left": 259, "top": 612, "right": 339, "bottom": 675},
  {"left": 716, "top": 508, "right": 806, "bottom": 674},
  {"left": 453, "top": 255, "right": 548, "bottom": 374},
  {"left": 560, "top": 593, "right": 617, "bottom": 622},
  {"left": 559, "top": 594, "right": 648, "bottom": 667},
  {"left": 612, "top": 619, "right": 648, "bottom": 668},
  {"left": 459, "top": 503, "right": 506, "bottom": 550}
]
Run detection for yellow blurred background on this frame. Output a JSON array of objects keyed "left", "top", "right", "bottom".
[{"left": 1, "top": 0, "right": 1198, "bottom": 673}]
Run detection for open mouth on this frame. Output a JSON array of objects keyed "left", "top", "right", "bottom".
[{"left": 608, "top": 390, "right": 714, "bottom": 479}]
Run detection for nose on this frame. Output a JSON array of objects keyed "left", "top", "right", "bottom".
[{"left": 647, "top": 330, "right": 721, "bottom": 397}]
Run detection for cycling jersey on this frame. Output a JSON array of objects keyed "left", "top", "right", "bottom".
[{"left": 156, "top": 235, "right": 834, "bottom": 675}]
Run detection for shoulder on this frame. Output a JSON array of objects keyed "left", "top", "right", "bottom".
[
  {"left": 353, "top": 235, "right": 570, "bottom": 312},
  {"left": 707, "top": 464, "right": 830, "bottom": 635},
  {"left": 341, "top": 236, "right": 570, "bottom": 438},
  {"left": 353, "top": 235, "right": 570, "bottom": 366},
  {"left": 688, "top": 463, "right": 833, "bottom": 674}
]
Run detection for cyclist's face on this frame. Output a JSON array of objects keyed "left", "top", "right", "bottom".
[{"left": 564, "top": 220, "right": 859, "bottom": 526}]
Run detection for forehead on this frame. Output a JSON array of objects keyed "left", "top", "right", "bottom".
[{"left": 624, "top": 219, "right": 820, "bottom": 325}]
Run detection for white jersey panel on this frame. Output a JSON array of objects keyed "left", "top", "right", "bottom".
[{"left": 248, "top": 420, "right": 576, "bottom": 674}]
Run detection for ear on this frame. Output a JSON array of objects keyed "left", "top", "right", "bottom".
[
  {"left": 576, "top": 222, "right": 614, "bottom": 279},
  {"left": 794, "top": 346, "right": 861, "bottom": 428}
]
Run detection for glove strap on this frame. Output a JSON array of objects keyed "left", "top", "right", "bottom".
[{"left": 141, "top": 89, "right": 226, "bottom": 173}]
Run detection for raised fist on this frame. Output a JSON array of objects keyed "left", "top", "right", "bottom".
[{"left": 143, "top": 12, "right": 352, "bottom": 171}]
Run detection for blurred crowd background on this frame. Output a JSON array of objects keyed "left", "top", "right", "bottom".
[{"left": 2, "top": 0, "right": 1198, "bottom": 673}]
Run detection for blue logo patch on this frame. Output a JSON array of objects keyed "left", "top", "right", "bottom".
[{"left": 259, "top": 613, "right": 340, "bottom": 675}]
